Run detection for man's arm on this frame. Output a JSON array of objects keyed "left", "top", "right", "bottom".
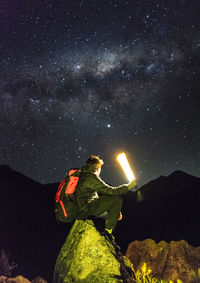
[{"left": 89, "top": 174, "right": 130, "bottom": 195}]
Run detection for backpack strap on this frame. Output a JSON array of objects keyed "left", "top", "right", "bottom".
[
  {"left": 55, "top": 179, "right": 66, "bottom": 203},
  {"left": 59, "top": 200, "right": 68, "bottom": 217}
]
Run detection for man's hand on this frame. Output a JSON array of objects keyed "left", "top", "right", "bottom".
[
  {"left": 118, "top": 212, "right": 123, "bottom": 221},
  {"left": 128, "top": 179, "right": 137, "bottom": 190}
]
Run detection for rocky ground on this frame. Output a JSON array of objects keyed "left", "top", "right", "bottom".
[
  {"left": 126, "top": 239, "right": 200, "bottom": 282},
  {"left": 0, "top": 276, "right": 47, "bottom": 283},
  {"left": 53, "top": 220, "right": 200, "bottom": 283}
]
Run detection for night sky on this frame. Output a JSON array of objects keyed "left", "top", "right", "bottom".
[{"left": 0, "top": 0, "right": 200, "bottom": 187}]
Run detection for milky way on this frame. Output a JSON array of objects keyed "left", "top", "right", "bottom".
[{"left": 0, "top": 0, "right": 200, "bottom": 186}]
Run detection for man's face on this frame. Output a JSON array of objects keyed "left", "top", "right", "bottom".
[{"left": 96, "top": 166, "right": 101, "bottom": 176}]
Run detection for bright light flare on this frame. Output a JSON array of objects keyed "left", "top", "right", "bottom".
[{"left": 117, "top": 153, "right": 136, "bottom": 182}]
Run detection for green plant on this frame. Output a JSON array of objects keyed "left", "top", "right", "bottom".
[
  {"left": 130, "top": 261, "right": 200, "bottom": 283},
  {"left": 191, "top": 268, "right": 200, "bottom": 282},
  {"left": 132, "top": 262, "right": 169, "bottom": 283}
]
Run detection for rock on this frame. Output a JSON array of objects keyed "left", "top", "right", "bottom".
[
  {"left": 0, "top": 276, "right": 47, "bottom": 283},
  {"left": 31, "top": 277, "right": 48, "bottom": 283},
  {"left": 0, "top": 275, "right": 31, "bottom": 283},
  {"left": 126, "top": 239, "right": 200, "bottom": 282},
  {"left": 53, "top": 219, "right": 134, "bottom": 283}
]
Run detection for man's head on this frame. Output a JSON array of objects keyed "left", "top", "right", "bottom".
[{"left": 86, "top": 155, "right": 104, "bottom": 175}]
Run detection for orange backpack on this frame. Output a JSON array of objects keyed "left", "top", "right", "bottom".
[{"left": 55, "top": 169, "right": 81, "bottom": 222}]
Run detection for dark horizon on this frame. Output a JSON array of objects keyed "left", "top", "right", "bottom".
[{"left": 1, "top": 163, "right": 199, "bottom": 188}]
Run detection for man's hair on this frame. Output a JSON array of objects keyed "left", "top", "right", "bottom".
[{"left": 86, "top": 155, "right": 104, "bottom": 173}]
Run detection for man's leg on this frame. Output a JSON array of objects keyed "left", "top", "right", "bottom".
[{"left": 88, "top": 195, "right": 123, "bottom": 232}]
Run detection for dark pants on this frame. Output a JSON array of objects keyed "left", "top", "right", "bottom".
[{"left": 87, "top": 195, "right": 123, "bottom": 231}]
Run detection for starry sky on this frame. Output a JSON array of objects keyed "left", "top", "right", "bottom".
[{"left": 0, "top": 0, "right": 200, "bottom": 186}]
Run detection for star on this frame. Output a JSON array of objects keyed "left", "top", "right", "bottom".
[{"left": 0, "top": 0, "right": 199, "bottom": 187}]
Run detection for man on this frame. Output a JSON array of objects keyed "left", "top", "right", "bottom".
[{"left": 76, "top": 155, "right": 137, "bottom": 236}]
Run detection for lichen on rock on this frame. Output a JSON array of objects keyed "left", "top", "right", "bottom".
[{"left": 53, "top": 219, "right": 133, "bottom": 283}]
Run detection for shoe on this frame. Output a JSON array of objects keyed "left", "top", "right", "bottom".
[
  {"left": 101, "top": 230, "right": 122, "bottom": 252},
  {"left": 101, "top": 230, "right": 115, "bottom": 242}
]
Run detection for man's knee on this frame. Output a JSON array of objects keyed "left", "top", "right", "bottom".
[{"left": 112, "top": 195, "right": 123, "bottom": 208}]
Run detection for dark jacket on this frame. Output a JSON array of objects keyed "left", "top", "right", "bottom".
[{"left": 76, "top": 166, "right": 129, "bottom": 211}]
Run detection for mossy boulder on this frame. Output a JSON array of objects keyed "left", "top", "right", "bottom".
[{"left": 53, "top": 219, "right": 131, "bottom": 283}]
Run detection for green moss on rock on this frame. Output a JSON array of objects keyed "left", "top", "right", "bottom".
[{"left": 53, "top": 220, "right": 123, "bottom": 283}]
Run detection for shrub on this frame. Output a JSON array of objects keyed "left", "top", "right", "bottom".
[{"left": 0, "top": 250, "right": 17, "bottom": 276}]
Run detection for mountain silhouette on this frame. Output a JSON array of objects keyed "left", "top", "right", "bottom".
[
  {"left": 117, "top": 170, "right": 200, "bottom": 251},
  {"left": 0, "top": 165, "right": 72, "bottom": 281},
  {"left": 0, "top": 165, "right": 199, "bottom": 280}
]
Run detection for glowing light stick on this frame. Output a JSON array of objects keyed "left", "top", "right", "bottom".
[{"left": 117, "top": 153, "right": 136, "bottom": 182}]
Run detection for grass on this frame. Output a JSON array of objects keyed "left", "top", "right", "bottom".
[
  {"left": 132, "top": 263, "right": 200, "bottom": 283},
  {"left": 132, "top": 263, "right": 169, "bottom": 283}
]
